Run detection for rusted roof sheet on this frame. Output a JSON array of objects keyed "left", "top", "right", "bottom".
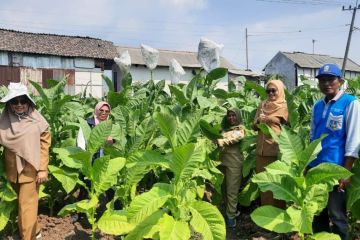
[
  {"left": 117, "top": 46, "right": 261, "bottom": 77},
  {"left": 0, "top": 28, "right": 117, "bottom": 59},
  {"left": 282, "top": 51, "right": 360, "bottom": 72}
]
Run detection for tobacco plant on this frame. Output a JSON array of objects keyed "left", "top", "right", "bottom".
[
  {"left": 55, "top": 120, "right": 126, "bottom": 240},
  {"left": 97, "top": 109, "right": 225, "bottom": 240},
  {"left": 250, "top": 125, "right": 353, "bottom": 239}
]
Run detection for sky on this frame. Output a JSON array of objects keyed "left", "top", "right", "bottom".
[{"left": 0, "top": 0, "right": 359, "bottom": 72}]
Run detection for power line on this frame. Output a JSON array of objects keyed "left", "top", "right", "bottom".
[{"left": 256, "top": 0, "right": 353, "bottom": 6}]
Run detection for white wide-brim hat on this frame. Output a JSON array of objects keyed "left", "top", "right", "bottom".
[{"left": 0, "top": 82, "right": 36, "bottom": 106}]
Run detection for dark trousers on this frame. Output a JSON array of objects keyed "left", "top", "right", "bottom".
[{"left": 313, "top": 187, "right": 348, "bottom": 240}]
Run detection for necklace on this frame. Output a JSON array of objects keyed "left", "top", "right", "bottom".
[{"left": 14, "top": 112, "right": 27, "bottom": 121}]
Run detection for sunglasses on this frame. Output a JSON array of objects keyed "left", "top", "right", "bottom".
[
  {"left": 266, "top": 88, "right": 277, "bottom": 94},
  {"left": 9, "top": 98, "right": 28, "bottom": 105},
  {"left": 99, "top": 109, "right": 110, "bottom": 113}
]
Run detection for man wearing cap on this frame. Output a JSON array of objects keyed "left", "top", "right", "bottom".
[
  {"left": 0, "top": 82, "right": 51, "bottom": 240},
  {"left": 309, "top": 64, "right": 360, "bottom": 240}
]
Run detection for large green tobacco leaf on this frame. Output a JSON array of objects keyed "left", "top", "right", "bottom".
[
  {"left": 169, "top": 85, "right": 189, "bottom": 106},
  {"left": 124, "top": 151, "right": 170, "bottom": 202},
  {"left": 58, "top": 196, "right": 98, "bottom": 216},
  {"left": 186, "top": 74, "right": 198, "bottom": 101},
  {"left": 0, "top": 182, "right": 16, "bottom": 202},
  {"left": 130, "top": 117, "right": 156, "bottom": 151},
  {"left": 238, "top": 182, "right": 259, "bottom": 207},
  {"left": 154, "top": 111, "right": 177, "bottom": 149},
  {"left": 199, "top": 119, "right": 222, "bottom": 140},
  {"left": 76, "top": 195, "right": 99, "bottom": 211},
  {"left": 127, "top": 184, "right": 171, "bottom": 224},
  {"left": 171, "top": 143, "right": 206, "bottom": 184},
  {"left": 298, "top": 135, "right": 326, "bottom": 173},
  {"left": 78, "top": 118, "right": 91, "bottom": 146},
  {"left": 177, "top": 114, "right": 200, "bottom": 146},
  {"left": 122, "top": 72, "right": 133, "bottom": 90},
  {"left": 108, "top": 91, "right": 128, "bottom": 109},
  {"left": 69, "top": 151, "right": 92, "bottom": 179},
  {"left": 0, "top": 200, "right": 15, "bottom": 231},
  {"left": 305, "top": 163, "right": 352, "bottom": 190},
  {"left": 274, "top": 127, "right": 303, "bottom": 165},
  {"left": 285, "top": 91, "right": 300, "bottom": 128},
  {"left": 196, "top": 96, "right": 217, "bottom": 109},
  {"left": 127, "top": 150, "right": 169, "bottom": 169},
  {"left": 310, "top": 232, "right": 341, "bottom": 240},
  {"left": 102, "top": 74, "right": 115, "bottom": 92},
  {"left": 302, "top": 184, "right": 328, "bottom": 216},
  {"left": 189, "top": 201, "right": 225, "bottom": 240},
  {"left": 251, "top": 206, "right": 294, "bottom": 233},
  {"left": 264, "top": 160, "right": 292, "bottom": 176},
  {"left": 286, "top": 206, "right": 313, "bottom": 234},
  {"left": 29, "top": 80, "right": 50, "bottom": 107},
  {"left": 242, "top": 151, "right": 256, "bottom": 178},
  {"left": 127, "top": 109, "right": 140, "bottom": 138},
  {"left": 97, "top": 210, "right": 135, "bottom": 235},
  {"left": 53, "top": 147, "right": 83, "bottom": 169},
  {"left": 87, "top": 120, "right": 112, "bottom": 155},
  {"left": 159, "top": 214, "right": 190, "bottom": 240},
  {"left": 252, "top": 172, "right": 301, "bottom": 205},
  {"left": 93, "top": 157, "right": 126, "bottom": 193},
  {"left": 212, "top": 88, "right": 228, "bottom": 99},
  {"left": 48, "top": 165, "right": 78, "bottom": 194},
  {"left": 245, "top": 81, "right": 267, "bottom": 100},
  {"left": 347, "top": 163, "right": 360, "bottom": 209},
  {"left": 205, "top": 68, "right": 227, "bottom": 87},
  {"left": 125, "top": 210, "right": 164, "bottom": 240}
]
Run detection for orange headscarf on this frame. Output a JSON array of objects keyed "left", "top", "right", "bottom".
[{"left": 261, "top": 80, "right": 287, "bottom": 116}]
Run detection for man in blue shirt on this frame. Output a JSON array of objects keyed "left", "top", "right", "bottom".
[{"left": 310, "top": 63, "right": 360, "bottom": 240}]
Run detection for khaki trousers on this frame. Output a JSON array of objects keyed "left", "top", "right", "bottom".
[
  {"left": 11, "top": 181, "right": 39, "bottom": 240},
  {"left": 256, "top": 155, "right": 286, "bottom": 209},
  {"left": 219, "top": 165, "right": 243, "bottom": 218}
]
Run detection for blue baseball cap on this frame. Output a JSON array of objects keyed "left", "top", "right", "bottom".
[{"left": 316, "top": 64, "right": 342, "bottom": 78}]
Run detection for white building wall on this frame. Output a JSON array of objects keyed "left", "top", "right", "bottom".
[
  {"left": 113, "top": 64, "right": 228, "bottom": 90},
  {"left": 264, "top": 53, "right": 296, "bottom": 89},
  {"left": 129, "top": 65, "right": 195, "bottom": 83},
  {"left": 75, "top": 68, "right": 105, "bottom": 98}
]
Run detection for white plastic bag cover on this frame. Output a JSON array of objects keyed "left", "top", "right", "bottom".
[
  {"left": 197, "top": 37, "right": 224, "bottom": 72},
  {"left": 140, "top": 44, "right": 159, "bottom": 70},
  {"left": 114, "top": 50, "right": 131, "bottom": 73},
  {"left": 169, "top": 58, "right": 186, "bottom": 84},
  {"left": 76, "top": 127, "right": 86, "bottom": 150}
]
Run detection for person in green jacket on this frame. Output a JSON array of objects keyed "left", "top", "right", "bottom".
[{"left": 214, "top": 108, "right": 245, "bottom": 228}]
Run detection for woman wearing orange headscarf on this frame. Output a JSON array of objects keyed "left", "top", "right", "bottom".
[{"left": 253, "top": 80, "right": 288, "bottom": 207}]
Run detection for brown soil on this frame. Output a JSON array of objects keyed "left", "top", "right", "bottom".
[
  {"left": 2, "top": 214, "right": 115, "bottom": 240},
  {"left": 1, "top": 211, "right": 359, "bottom": 240}
]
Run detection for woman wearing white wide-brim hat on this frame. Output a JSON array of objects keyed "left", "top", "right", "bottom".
[{"left": 0, "top": 82, "right": 51, "bottom": 240}]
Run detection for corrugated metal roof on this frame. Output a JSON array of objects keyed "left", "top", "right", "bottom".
[
  {"left": 117, "top": 46, "right": 261, "bottom": 77},
  {"left": 0, "top": 28, "right": 117, "bottom": 59},
  {"left": 282, "top": 51, "right": 360, "bottom": 72}
]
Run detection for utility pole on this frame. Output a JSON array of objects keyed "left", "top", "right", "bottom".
[
  {"left": 342, "top": 0, "right": 360, "bottom": 78},
  {"left": 312, "top": 39, "right": 317, "bottom": 54},
  {"left": 245, "top": 27, "right": 249, "bottom": 70}
]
